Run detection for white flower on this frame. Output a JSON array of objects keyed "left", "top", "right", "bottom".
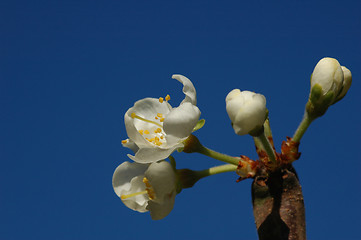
[
  {"left": 310, "top": 57, "right": 344, "bottom": 101},
  {"left": 226, "top": 89, "right": 267, "bottom": 136},
  {"left": 123, "top": 74, "right": 201, "bottom": 163},
  {"left": 112, "top": 160, "right": 177, "bottom": 220}
]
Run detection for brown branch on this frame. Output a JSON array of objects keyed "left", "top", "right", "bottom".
[{"left": 252, "top": 166, "right": 306, "bottom": 240}]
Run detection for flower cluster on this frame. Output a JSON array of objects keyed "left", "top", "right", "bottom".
[
  {"left": 113, "top": 74, "right": 201, "bottom": 220},
  {"left": 113, "top": 57, "right": 352, "bottom": 221}
]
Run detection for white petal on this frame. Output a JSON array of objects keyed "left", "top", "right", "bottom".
[
  {"left": 225, "top": 89, "right": 243, "bottom": 123},
  {"left": 112, "top": 161, "right": 149, "bottom": 196},
  {"left": 147, "top": 191, "right": 176, "bottom": 220},
  {"left": 127, "top": 143, "right": 183, "bottom": 163},
  {"left": 145, "top": 161, "right": 176, "bottom": 201},
  {"left": 172, "top": 74, "right": 197, "bottom": 105},
  {"left": 336, "top": 66, "right": 352, "bottom": 100},
  {"left": 163, "top": 102, "right": 201, "bottom": 141},
  {"left": 112, "top": 162, "right": 150, "bottom": 212},
  {"left": 121, "top": 139, "right": 139, "bottom": 153},
  {"left": 121, "top": 176, "right": 148, "bottom": 212}
]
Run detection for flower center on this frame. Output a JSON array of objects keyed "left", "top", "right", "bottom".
[
  {"left": 120, "top": 177, "right": 156, "bottom": 200},
  {"left": 130, "top": 95, "right": 171, "bottom": 147}
]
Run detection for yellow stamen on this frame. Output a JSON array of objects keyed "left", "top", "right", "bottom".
[
  {"left": 154, "top": 128, "right": 162, "bottom": 133},
  {"left": 160, "top": 118, "right": 165, "bottom": 122},
  {"left": 157, "top": 113, "right": 163, "bottom": 118},
  {"left": 138, "top": 130, "right": 144, "bottom": 135},
  {"left": 121, "top": 140, "right": 128, "bottom": 144},
  {"left": 121, "top": 190, "right": 148, "bottom": 200},
  {"left": 144, "top": 130, "right": 150, "bottom": 135},
  {"left": 130, "top": 113, "right": 163, "bottom": 128},
  {"left": 159, "top": 97, "right": 164, "bottom": 103},
  {"left": 165, "top": 94, "right": 171, "bottom": 101},
  {"left": 143, "top": 177, "right": 156, "bottom": 200},
  {"left": 154, "top": 137, "right": 162, "bottom": 146}
]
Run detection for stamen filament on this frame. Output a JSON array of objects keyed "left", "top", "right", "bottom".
[
  {"left": 121, "top": 190, "right": 148, "bottom": 200},
  {"left": 131, "top": 113, "right": 163, "bottom": 128}
]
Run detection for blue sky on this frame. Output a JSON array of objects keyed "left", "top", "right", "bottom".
[{"left": 1, "top": 0, "right": 360, "bottom": 239}]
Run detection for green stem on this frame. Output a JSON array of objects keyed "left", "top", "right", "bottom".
[
  {"left": 292, "top": 112, "right": 315, "bottom": 143},
  {"left": 197, "top": 145, "right": 240, "bottom": 166},
  {"left": 256, "top": 132, "right": 277, "bottom": 164},
  {"left": 254, "top": 119, "right": 273, "bottom": 152},
  {"left": 196, "top": 164, "right": 237, "bottom": 178},
  {"left": 177, "top": 164, "right": 238, "bottom": 189}
]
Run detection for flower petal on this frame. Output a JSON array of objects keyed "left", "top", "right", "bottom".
[
  {"left": 121, "top": 139, "right": 139, "bottom": 153},
  {"left": 112, "top": 161, "right": 149, "bottom": 196},
  {"left": 172, "top": 74, "right": 197, "bottom": 105},
  {"left": 163, "top": 102, "right": 201, "bottom": 143},
  {"left": 147, "top": 191, "right": 176, "bottom": 220},
  {"left": 121, "top": 176, "right": 148, "bottom": 212},
  {"left": 112, "top": 161, "right": 150, "bottom": 212},
  {"left": 145, "top": 161, "right": 176, "bottom": 201},
  {"left": 127, "top": 143, "right": 183, "bottom": 163}
]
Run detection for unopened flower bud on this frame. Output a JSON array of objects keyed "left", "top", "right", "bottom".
[
  {"left": 226, "top": 89, "right": 267, "bottom": 136},
  {"left": 310, "top": 57, "right": 344, "bottom": 104},
  {"left": 307, "top": 57, "right": 345, "bottom": 118}
]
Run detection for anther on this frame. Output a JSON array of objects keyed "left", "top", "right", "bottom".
[
  {"left": 143, "top": 177, "right": 156, "bottom": 200},
  {"left": 165, "top": 94, "right": 170, "bottom": 101},
  {"left": 159, "top": 97, "right": 164, "bottom": 103},
  {"left": 121, "top": 140, "right": 128, "bottom": 144}
]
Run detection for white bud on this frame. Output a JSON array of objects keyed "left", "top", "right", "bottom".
[
  {"left": 226, "top": 89, "right": 267, "bottom": 136},
  {"left": 311, "top": 57, "right": 344, "bottom": 100}
]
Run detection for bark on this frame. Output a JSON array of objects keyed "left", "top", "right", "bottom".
[{"left": 252, "top": 166, "right": 306, "bottom": 240}]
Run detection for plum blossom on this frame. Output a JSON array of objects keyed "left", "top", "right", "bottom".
[
  {"left": 310, "top": 57, "right": 344, "bottom": 103},
  {"left": 112, "top": 160, "right": 177, "bottom": 220},
  {"left": 122, "top": 75, "right": 201, "bottom": 163},
  {"left": 226, "top": 89, "right": 267, "bottom": 136}
]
